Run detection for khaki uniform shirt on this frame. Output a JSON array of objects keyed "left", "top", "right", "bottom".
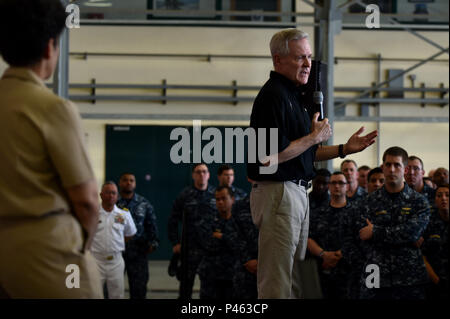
[{"left": 0, "top": 67, "right": 94, "bottom": 218}]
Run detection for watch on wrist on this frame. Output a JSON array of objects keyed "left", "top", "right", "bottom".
[
  {"left": 318, "top": 250, "right": 325, "bottom": 258},
  {"left": 339, "top": 144, "right": 346, "bottom": 159}
]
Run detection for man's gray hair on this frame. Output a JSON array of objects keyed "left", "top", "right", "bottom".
[
  {"left": 102, "top": 180, "right": 117, "bottom": 189},
  {"left": 270, "top": 28, "right": 309, "bottom": 57},
  {"left": 340, "top": 159, "right": 358, "bottom": 170}
]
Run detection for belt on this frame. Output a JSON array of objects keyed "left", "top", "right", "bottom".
[
  {"left": 93, "top": 252, "right": 121, "bottom": 261},
  {"left": 290, "top": 179, "right": 312, "bottom": 189}
]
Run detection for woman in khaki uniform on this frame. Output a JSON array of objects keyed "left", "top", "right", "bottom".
[{"left": 0, "top": 0, "right": 102, "bottom": 298}]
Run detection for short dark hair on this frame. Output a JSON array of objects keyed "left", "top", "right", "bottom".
[
  {"left": 0, "top": 0, "right": 67, "bottom": 66},
  {"left": 218, "top": 164, "right": 233, "bottom": 176},
  {"left": 436, "top": 183, "right": 449, "bottom": 192},
  {"left": 383, "top": 147, "right": 409, "bottom": 166},
  {"left": 215, "top": 185, "right": 234, "bottom": 198},
  {"left": 192, "top": 163, "right": 208, "bottom": 172},
  {"left": 408, "top": 156, "right": 424, "bottom": 170},
  {"left": 358, "top": 165, "right": 371, "bottom": 172},
  {"left": 331, "top": 171, "right": 345, "bottom": 177},
  {"left": 315, "top": 168, "right": 331, "bottom": 177},
  {"left": 119, "top": 172, "right": 135, "bottom": 180},
  {"left": 368, "top": 167, "right": 383, "bottom": 181}
]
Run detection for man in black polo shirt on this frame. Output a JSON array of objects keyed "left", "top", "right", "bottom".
[{"left": 247, "top": 28, "right": 378, "bottom": 299}]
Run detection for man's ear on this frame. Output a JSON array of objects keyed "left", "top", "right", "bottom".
[
  {"left": 404, "top": 166, "right": 409, "bottom": 176},
  {"left": 272, "top": 54, "right": 281, "bottom": 67},
  {"left": 42, "top": 38, "right": 54, "bottom": 59}
]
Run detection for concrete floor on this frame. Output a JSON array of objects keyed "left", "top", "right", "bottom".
[{"left": 123, "top": 260, "right": 200, "bottom": 299}]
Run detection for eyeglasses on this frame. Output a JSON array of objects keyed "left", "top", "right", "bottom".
[{"left": 330, "top": 181, "right": 347, "bottom": 186}]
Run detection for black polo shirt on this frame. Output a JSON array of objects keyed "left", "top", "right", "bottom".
[{"left": 247, "top": 71, "right": 318, "bottom": 182}]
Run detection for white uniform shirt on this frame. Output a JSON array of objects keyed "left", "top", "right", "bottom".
[{"left": 92, "top": 205, "right": 137, "bottom": 255}]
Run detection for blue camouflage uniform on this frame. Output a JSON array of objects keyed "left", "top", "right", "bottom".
[
  {"left": 196, "top": 211, "right": 241, "bottom": 299},
  {"left": 345, "top": 184, "right": 430, "bottom": 299},
  {"left": 167, "top": 185, "right": 216, "bottom": 299},
  {"left": 421, "top": 183, "right": 436, "bottom": 208},
  {"left": 347, "top": 186, "right": 367, "bottom": 203},
  {"left": 309, "top": 202, "right": 353, "bottom": 299},
  {"left": 342, "top": 201, "right": 371, "bottom": 299},
  {"left": 305, "top": 191, "right": 330, "bottom": 261},
  {"left": 117, "top": 193, "right": 159, "bottom": 299},
  {"left": 421, "top": 208, "right": 448, "bottom": 299},
  {"left": 230, "top": 195, "right": 258, "bottom": 299},
  {"left": 230, "top": 186, "right": 247, "bottom": 202},
  {"left": 309, "top": 192, "right": 330, "bottom": 211}
]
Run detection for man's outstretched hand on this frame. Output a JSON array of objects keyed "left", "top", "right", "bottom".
[{"left": 344, "top": 127, "right": 378, "bottom": 156}]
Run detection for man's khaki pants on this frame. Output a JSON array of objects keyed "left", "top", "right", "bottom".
[
  {"left": 0, "top": 213, "right": 102, "bottom": 298},
  {"left": 250, "top": 181, "right": 309, "bottom": 299}
]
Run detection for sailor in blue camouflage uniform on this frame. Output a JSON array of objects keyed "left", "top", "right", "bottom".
[
  {"left": 348, "top": 147, "right": 430, "bottom": 299},
  {"left": 230, "top": 194, "right": 258, "bottom": 299},
  {"left": 117, "top": 173, "right": 159, "bottom": 299},
  {"left": 341, "top": 206, "right": 365, "bottom": 299},
  {"left": 421, "top": 184, "right": 449, "bottom": 299},
  {"left": 342, "top": 168, "right": 385, "bottom": 298},
  {"left": 196, "top": 186, "right": 242, "bottom": 299},
  {"left": 217, "top": 164, "right": 247, "bottom": 201},
  {"left": 406, "top": 155, "right": 436, "bottom": 207},
  {"left": 341, "top": 160, "right": 367, "bottom": 203},
  {"left": 309, "top": 168, "right": 331, "bottom": 211},
  {"left": 308, "top": 172, "right": 353, "bottom": 299},
  {"left": 168, "top": 163, "right": 217, "bottom": 299}
]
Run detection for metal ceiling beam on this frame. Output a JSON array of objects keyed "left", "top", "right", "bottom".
[{"left": 338, "top": 0, "right": 360, "bottom": 11}]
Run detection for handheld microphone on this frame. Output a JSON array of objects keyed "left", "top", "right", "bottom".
[
  {"left": 313, "top": 91, "right": 324, "bottom": 120},
  {"left": 313, "top": 60, "right": 324, "bottom": 120}
]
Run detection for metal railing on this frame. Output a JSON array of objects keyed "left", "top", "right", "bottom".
[{"left": 47, "top": 80, "right": 448, "bottom": 107}]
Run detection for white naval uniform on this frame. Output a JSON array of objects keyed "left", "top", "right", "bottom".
[{"left": 92, "top": 205, "right": 137, "bottom": 299}]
